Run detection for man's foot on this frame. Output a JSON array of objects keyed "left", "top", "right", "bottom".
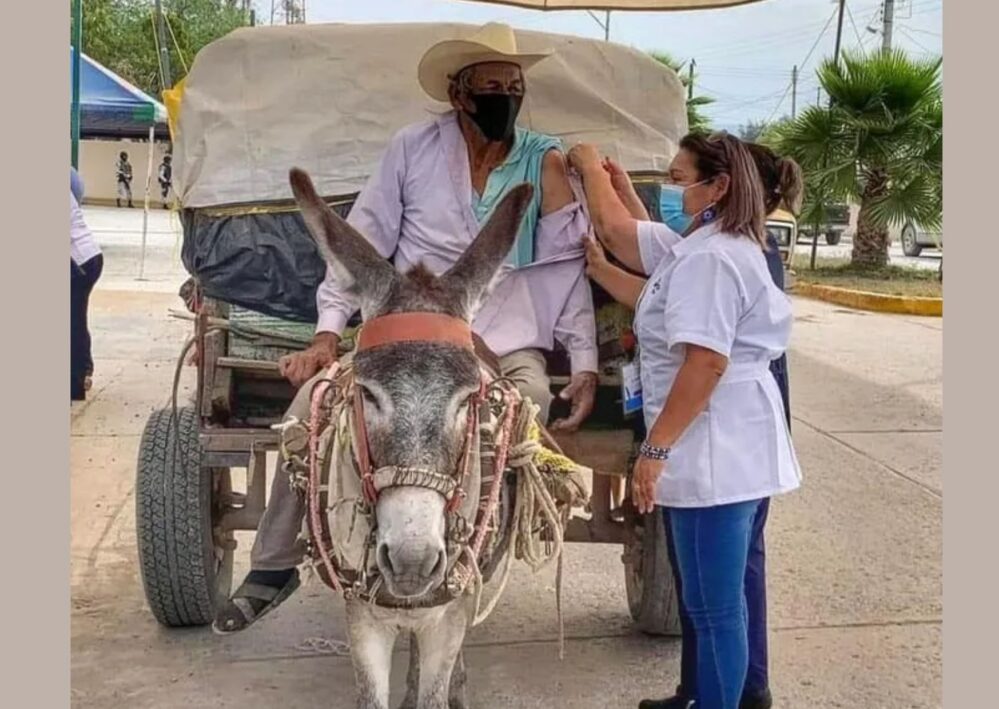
[
  {"left": 212, "top": 568, "right": 300, "bottom": 635},
  {"left": 740, "top": 688, "right": 773, "bottom": 709}
]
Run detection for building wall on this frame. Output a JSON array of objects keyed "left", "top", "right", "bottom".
[{"left": 78, "top": 138, "right": 173, "bottom": 206}]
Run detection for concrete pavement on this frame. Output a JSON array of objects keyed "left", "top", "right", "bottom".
[{"left": 71, "top": 207, "right": 942, "bottom": 708}]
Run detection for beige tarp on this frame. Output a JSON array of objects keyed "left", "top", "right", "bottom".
[
  {"left": 175, "top": 22, "right": 687, "bottom": 209},
  {"left": 452, "top": 1, "right": 764, "bottom": 9}
]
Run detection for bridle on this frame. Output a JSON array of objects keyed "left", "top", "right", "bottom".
[
  {"left": 348, "top": 312, "right": 487, "bottom": 513},
  {"left": 302, "top": 310, "right": 507, "bottom": 600}
]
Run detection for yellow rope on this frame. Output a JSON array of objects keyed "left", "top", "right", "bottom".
[{"left": 163, "top": 13, "right": 190, "bottom": 75}]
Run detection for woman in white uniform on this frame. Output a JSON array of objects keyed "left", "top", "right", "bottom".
[{"left": 569, "top": 132, "right": 801, "bottom": 709}]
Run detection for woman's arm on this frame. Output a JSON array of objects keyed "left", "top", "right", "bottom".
[
  {"left": 647, "top": 345, "right": 728, "bottom": 449},
  {"left": 584, "top": 236, "right": 646, "bottom": 309},
  {"left": 631, "top": 345, "right": 729, "bottom": 513},
  {"left": 568, "top": 145, "right": 644, "bottom": 273}
]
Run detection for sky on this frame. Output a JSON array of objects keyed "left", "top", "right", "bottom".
[{"left": 264, "top": 0, "right": 943, "bottom": 132}]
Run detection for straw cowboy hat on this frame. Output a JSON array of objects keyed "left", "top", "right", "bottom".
[{"left": 418, "top": 22, "right": 552, "bottom": 103}]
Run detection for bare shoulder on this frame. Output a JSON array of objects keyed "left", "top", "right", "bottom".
[{"left": 540, "top": 148, "right": 573, "bottom": 214}]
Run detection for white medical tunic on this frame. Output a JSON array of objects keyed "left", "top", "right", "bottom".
[{"left": 635, "top": 220, "right": 801, "bottom": 508}]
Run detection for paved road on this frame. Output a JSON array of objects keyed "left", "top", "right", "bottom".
[{"left": 71, "top": 207, "right": 942, "bottom": 708}]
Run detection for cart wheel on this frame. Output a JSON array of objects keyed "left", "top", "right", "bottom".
[
  {"left": 136, "top": 406, "right": 234, "bottom": 627},
  {"left": 624, "top": 510, "right": 682, "bottom": 636}
]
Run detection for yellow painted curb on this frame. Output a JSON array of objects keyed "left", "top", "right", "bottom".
[{"left": 791, "top": 282, "right": 942, "bottom": 317}]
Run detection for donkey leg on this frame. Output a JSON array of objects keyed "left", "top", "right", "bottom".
[
  {"left": 399, "top": 632, "right": 419, "bottom": 709},
  {"left": 346, "top": 600, "right": 398, "bottom": 709},
  {"left": 447, "top": 650, "right": 468, "bottom": 709},
  {"left": 414, "top": 602, "right": 468, "bottom": 709}
]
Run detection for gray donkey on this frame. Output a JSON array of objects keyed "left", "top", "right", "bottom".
[{"left": 289, "top": 168, "right": 534, "bottom": 709}]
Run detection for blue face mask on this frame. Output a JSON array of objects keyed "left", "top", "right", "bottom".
[{"left": 659, "top": 180, "right": 712, "bottom": 235}]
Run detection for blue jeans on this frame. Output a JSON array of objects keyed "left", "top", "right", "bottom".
[{"left": 665, "top": 500, "right": 763, "bottom": 709}]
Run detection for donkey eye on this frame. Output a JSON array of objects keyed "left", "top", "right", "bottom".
[{"left": 358, "top": 385, "right": 379, "bottom": 409}]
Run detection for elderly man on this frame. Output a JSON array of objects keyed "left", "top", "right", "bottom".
[{"left": 214, "top": 22, "right": 598, "bottom": 634}]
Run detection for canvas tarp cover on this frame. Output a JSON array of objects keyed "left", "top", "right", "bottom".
[
  {"left": 174, "top": 22, "right": 687, "bottom": 207},
  {"left": 175, "top": 23, "right": 684, "bottom": 322}
]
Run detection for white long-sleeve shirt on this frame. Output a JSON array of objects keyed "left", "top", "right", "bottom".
[
  {"left": 315, "top": 111, "right": 598, "bottom": 374},
  {"left": 70, "top": 192, "right": 101, "bottom": 267}
]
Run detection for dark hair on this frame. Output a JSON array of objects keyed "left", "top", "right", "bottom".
[
  {"left": 746, "top": 142, "right": 804, "bottom": 216},
  {"left": 678, "top": 131, "right": 767, "bottom": 247}
]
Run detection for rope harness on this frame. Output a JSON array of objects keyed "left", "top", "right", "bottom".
[{"left": 274, "top": 312, "right": 590, "bottom": 655}]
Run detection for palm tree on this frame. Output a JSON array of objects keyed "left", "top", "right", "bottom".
[
  {"left": 649, "top": 51, "right": 713, "bottom": 134},
  {"left": 771, "top": 50, "right": 942, "bottom": 268}
]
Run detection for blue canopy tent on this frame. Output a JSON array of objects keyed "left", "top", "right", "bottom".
[{"left": 71, "top": 46, "right": 169, "bottom": 140}]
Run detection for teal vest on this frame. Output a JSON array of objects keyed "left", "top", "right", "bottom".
[{"left": 471, "top": 127, "right": 562, "bottom": 269}]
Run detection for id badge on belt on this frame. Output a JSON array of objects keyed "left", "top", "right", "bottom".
[{"left": 620, "top": 360, "right": 643, "bottom": 417}]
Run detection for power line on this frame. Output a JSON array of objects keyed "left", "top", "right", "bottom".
[
  {"left": 897, "top": 26, "right": 937, "bottom": 54},
  {"left": 846, "top": 1, "right": 866, "bottom": 50}
]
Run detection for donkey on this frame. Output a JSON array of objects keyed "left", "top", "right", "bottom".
[{"left": 289, "top": 168, "right": 533, "bottom": 709}]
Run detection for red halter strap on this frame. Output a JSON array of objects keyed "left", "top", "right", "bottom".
[{"left": 351, "top": 312, "right": 480, "bottom": 505}]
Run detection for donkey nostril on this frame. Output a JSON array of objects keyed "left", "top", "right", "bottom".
[
  {"left": 429, "top": 550, "right": 446, "bottom": 579},
  {"left": 377, "top": 544, "right": 394, "bottom": 576}
]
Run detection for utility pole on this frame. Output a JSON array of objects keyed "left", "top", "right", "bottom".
[
  {"left": 688, "top": 59, "right": 696, "bottom": 101},
  {"left": 604, "top": 10, "right": 610, "bottom": 41},
  {"left": 155, "top": 0, "right": 172, "bottom": 90},
  {"left": 791, "top": 65, "right": 798, "bottom": 118},
  {"left": 882, "top": 0, "right": 895, "bottom": 51},
  {"left": 816, "top": 86, "right": 821, "bottom": 106},
  {"left": 833, "top": 0, "right": 847, "bottom": 67},
  {"left": 71, "top": 0, "right": 82, "bottom": 169}
]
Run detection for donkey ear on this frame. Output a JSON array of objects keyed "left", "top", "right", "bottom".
[
  {"left": 439, "top": 183, "right": 534, "bottom": 318},
  {"left": 289, "top": 168, "right": 397, "bottom": 309}
]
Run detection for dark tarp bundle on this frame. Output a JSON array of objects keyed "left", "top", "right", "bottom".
[
  {"left": 180, "top": 201, "right": 354, "bottom": 324},
  {"left": 180, "top": 183, "right": 664, "bottom": 324}
]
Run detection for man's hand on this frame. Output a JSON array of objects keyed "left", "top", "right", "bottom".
[
  {"left": 550, "top": 371, "right": 598, "bottom": 432},
  {"left": 278, "top": 332, "right": 340, "bottom": 388},
  {"left": 631, "top": 455, "right": 664, "bottom": 515}
]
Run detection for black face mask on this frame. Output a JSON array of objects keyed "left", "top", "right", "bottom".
[{"left": 465, "top": 93, "right": 523, "bottom": 143}]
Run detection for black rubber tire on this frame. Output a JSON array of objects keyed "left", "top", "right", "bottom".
[
  {"left": 136, "top": 406, "right": 233, "bottom": 627},
  {"left": 624, "top": 510, "right": 682, "bottom": 636},
  {"left": 824, "top": 231, "right": 842, "bottom": 246},
  {"left": 901, "top": 223, "right": 923, "bottom": 257}
]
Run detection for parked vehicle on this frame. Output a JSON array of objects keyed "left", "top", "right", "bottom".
[
  {"left": 900, "top": 221, "right": 942, "bottom": 257},
  {"left": 765, "top": 207, "right": 797, "bottom": 265},
  {"left": 799, "top": 202, "right": 850, "bottom": 246}
]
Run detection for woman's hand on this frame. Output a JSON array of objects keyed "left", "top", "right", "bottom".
[
  {"left": 631, "top": 455, "right": 665, "bottom": 515},
  {"left": 603, "top": 157, "right": 635, "bottom": 198},
  {"left": 567, "top": 143, "right": 603, "bottom": 174},
  {"left": 583, "top": 235, "right": 609, "bottom": 277},
  {"left": 604, "top": 156, "right": 650, "bottom": 221}
]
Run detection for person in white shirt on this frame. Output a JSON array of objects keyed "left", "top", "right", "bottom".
[
  {"left": 70, "top": 179, "right": 103, "bottom": 401},
  {"left": 569, "top": 132, "right": 802, "bottom": 709}
]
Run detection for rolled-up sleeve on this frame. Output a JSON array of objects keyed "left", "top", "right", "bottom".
[
  {"left": 662, "top": 251, "right": 744, "bottom": 358},
  {"left": 637, "top": 220, "right": 682, "bottom": 276},
  {"left": 536, "top": 201, "right": 598, "bottom": 374},
  {"left": 314, "top": 133, "right": 406, "bottom": 334}
]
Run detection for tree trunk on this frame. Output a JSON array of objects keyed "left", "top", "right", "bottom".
[{"left": 851, "top": 170, "right": 891, "bottom": 268}]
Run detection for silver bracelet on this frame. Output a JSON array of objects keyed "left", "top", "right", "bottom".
[{"left": 639, "top": 441, "right": 671, "bottom": 461}]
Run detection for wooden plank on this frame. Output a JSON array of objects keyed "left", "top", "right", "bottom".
[
  {"left": 217, "top": 357, "right": 281, "bottom": 374},
  {"left": 201, "top": 428, "right": 279, "bottom": 453}
]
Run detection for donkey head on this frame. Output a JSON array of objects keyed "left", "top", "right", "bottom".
[{"left": 290, "top": 168, "right": 532, "bottom": 599}]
